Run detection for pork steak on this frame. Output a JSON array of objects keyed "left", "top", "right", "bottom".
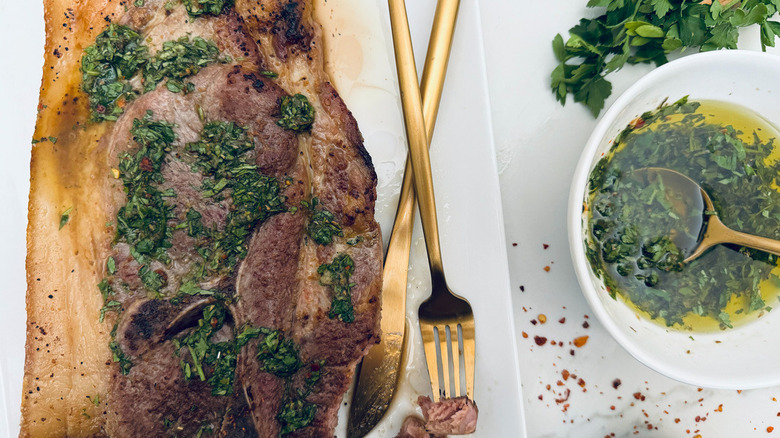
[{"left": 21, "top": 1, "right": 382, "bottom": 436}]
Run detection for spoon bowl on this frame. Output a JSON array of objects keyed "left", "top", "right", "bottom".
[{"left": 639, "top": 167, "right": 780, "bottom": 263}]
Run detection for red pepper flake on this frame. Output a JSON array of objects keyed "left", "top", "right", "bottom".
[
  {"left": 715, "top": 404, "right": 723, "bottom": 412},
  {"left": 543, "top": 265, "right": 551, "bottom": 272},
  {"left": 674, "top": 418, "right": 681, "bottom": 423},
  {"left": 520, "top": 285, "right": 525, "bottom": 292},
  {"left": 546, "top": 384, "right": 551, "bottom": 390},
  {"left": 551, "top": 340, "right": 557, "bottom": 346},
  {"left": 538, "top": 314, "right": 547, "bottom": 324},
  {"left": 577, "top": 378, "right": 586, "bottom": 388},
  {"left": 633, "top": 392, "right": 645, "bottom": 401},
  {"left": 569, "top": 349, "right": 575, "bottom": 356},
  {"left": 534, "top": 336, "right": 548, "bottom": 346},
  {"left": 554, "top": 388, "right": 571, "bottom": 404},
  {"left": 768, "top": 426, "right": 774, "bottom": 433},
  {"left": 543, "top": 243, "right": 550, "bottom": 249},
  {"left": 559, "top": 317, "right": 566, "bottom": 324},
  {"left": 610, "top": 405, "right": 616, "bottom": 410},
  {"left": 139, "top": 156, "right": 154, "bottom": 172},
  {"left": 629, "top": 117, "right": 645, "bottom": 129},
  {"left": 562, "top": 369, "right": 570, "bottom": 380},
  {"left": 573, "top": 335, "right": 589, "bottom": 348},
  {"left": 582, "top": 321, "right": 590, "bottom": 329},
  {"left": 537, "top": 394, "right": 543, "bottom": 400},
  {"left": 521, "top": 331, "right": 528, "bottom": 339},
  {"left": 512, "top": 243, "right": 518, "bottom": 247},
  {"left": 612, "top": 378, "right": 622, "bottom": 389},
  {"left": 531, "top": 319, "right": 538, "bottom": 325},
  {"left": 556, "top": 380, "right": 565, "bottom": 386}
]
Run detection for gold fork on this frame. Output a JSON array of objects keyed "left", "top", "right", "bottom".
[{"left": 388, "top": 0, "right": 474, "bottom": 402}]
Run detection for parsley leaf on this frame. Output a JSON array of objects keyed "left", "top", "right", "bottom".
[{"left": 553, "top": 0, "right": 780, "bottom": 116}]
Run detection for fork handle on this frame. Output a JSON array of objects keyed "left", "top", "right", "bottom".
[{"left": 389, "top": 0, "right": 449, "bottom": 287}]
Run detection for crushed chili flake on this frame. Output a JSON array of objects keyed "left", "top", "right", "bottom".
[
  {"left": 582, "top": 321, "right": 590, "bottom": 329},
  {"left": 573, "top": 335, "right": 589, "bottom": 348},
  {"left": 562, "top": 369, "right": 570, "bottom": 380},
  {"left": 559, "top": 317, "right": 566, "bottom": 323},
  {"left": 521, "top": 331, "right": 528, "bottom": 338},
  {"left": 543, "top": 265, "right": 551, "bottom": 272},
  {"left": 531, "top": 319, "right": 538, "bottom": 325},
  {"left": 520, "top": 285, "right": 525, "bottom": 292},
  {"left": 610, "top": 405, "right": 616, "bottom": 410},
  {"left": 534, "top": 336, "right": 547, "bottom": 346},
  {"left": 543, "top": 243, "right": 549, "bottom": 249},
  {"left": 769, "top": 426, "right": 775, "bottom": 433},
  {"left": 674, "top": 418, "right": 681, "bottom": 423},
  {"left": 538, "top": 314, "right": 547, "bottom": 324},
  {"left": 612, "top": 378, "right": 622, "bottom": 389},
  {"left": 577, "top": 378, "right": 586, "bottom": 388},
  {"left": 555, "top": 388, "right": 571, "bottom": 404},
  {"left": 715, "top": 404, "right": 723, "bottom": 412},
  {"left": 633, "top": 392, "right": 645, "bottom": 401},
  {"left": 512, "top": 243, "right": 518, "bottom": 247}
]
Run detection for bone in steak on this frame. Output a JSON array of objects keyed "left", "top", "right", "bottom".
[{"left": 21, "top": 1, "right": 382, "bottom": 437}]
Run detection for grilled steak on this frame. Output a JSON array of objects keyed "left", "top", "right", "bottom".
[
  {"left": 417, "top": 396, "right": 479, "bottom": 435},
  {"left": 21, "top": 1, "right": 381, "bottom": 436},
  {"left": 395, "top": 416, "right": 445, "bottom": 438}
]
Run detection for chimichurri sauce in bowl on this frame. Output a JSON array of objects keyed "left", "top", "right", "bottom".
[{"left": 586, "top": 97, "right": 780, "bottom": 331}]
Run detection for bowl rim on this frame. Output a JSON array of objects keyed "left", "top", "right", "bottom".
[{"left": 567, "top": 49, "right": 780, "bottom": 389}]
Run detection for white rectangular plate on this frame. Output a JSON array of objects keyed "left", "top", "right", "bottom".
[{"left": 0, "top": 1, "right": 525, "bottom": 436}]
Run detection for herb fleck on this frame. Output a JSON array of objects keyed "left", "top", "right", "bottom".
[
  {"left": 59, "top": 207, "right": 73, "bottom": 230},
  {"left": 318, "top": 253, "right": 356, "bottom": 323},
  {"left": 277, "top": 94, "right": 315, "bottom": 132}
]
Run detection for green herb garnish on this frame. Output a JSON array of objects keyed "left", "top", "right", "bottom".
[
  {"left": 59, "top": 207, "right": 73, "bottom": 230},
  {"left": 182, "top": 0, "right": 232, "bottom": 17},
  {"left": 81, "top": 24, "right": 148, "bottom": 121},
  {"left": 277, "top": 94, "right": 315, "bottom": 132},
  {"left": 552, "top": 0, "right": 780, "bottom": 116},
  {"left": 305, "top": 198, "right": 343, "bottom": 245},
  {"left": 278, "top": 399, "right": 317, "bottom": 435},
  {"left": 109, "top": 338, "right": 133, "bottom": 375},
  {"left": 256, "top": 329, "right": 303, "bottom": 378},
  {"left": 318, "top": 253, "right": 356, "bottom": 323},
  {"left": 143, "top": 36, "right": 223, "bottom": 92},
  {"left": 185, "top": 121, "right": 286, "bottom": 277},
  {"left": 116, "top": 111, "right": 177, "bottom": 265},
  {"left": 176, "top": 304, "right": 261, "bottom": 396}
]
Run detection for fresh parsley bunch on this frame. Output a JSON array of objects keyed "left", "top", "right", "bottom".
[{"left": 552, "top": 0, "right": 780, "bottom": 117}]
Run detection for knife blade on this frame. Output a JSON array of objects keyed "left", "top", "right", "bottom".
[{"left": 347, "top": 1, "right": 461, "bottom": 436}]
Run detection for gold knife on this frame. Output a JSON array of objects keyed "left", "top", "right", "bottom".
[{"left": 347, "top": 1, "right": 461, "bottom": 436}]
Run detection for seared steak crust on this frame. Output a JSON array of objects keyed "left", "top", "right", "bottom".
[{"left": 21, "top": 0, "right": 381, "bottom": 436}]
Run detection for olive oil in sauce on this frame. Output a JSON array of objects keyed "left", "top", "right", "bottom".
[{"left": 587, "top": 98, "right": 780, "bottom": 332}]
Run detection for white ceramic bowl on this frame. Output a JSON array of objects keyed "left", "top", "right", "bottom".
[{"left": 568, "top": 50, "right": 780, "bottom": 389}]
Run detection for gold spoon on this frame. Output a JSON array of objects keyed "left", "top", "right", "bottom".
[{"left": 637, "top": 167, "right": 780, "bottom": 263}]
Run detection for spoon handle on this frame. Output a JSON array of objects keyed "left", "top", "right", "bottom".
[{"left": 706, "top": 216, "right": 780, "bottom": 257}]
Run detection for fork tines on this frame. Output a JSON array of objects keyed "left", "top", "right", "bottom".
[{"left": 420, "top": 319, "right": 475, "bottom": 401}]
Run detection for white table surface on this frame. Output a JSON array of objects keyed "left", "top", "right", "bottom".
[
  {"left": 480, "top": 1, "right": 780, "bottom": 437},
  {"left": 4, "top": 1, "right": 780, "bottom": 437}
]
